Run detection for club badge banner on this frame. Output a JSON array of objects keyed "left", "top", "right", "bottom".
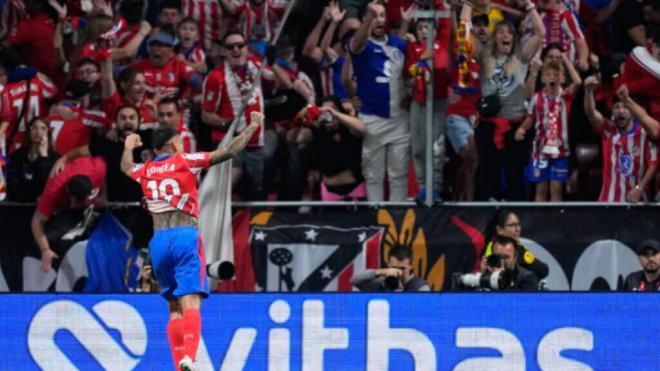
[{"left": 0, "top": 205, "right": 657, "bottom": 292}]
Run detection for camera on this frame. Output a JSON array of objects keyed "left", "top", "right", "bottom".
[
  {"left": 452, "top": 270, "right": 512, "bottom": 291},
  {"left": 206, "top": 261, "right": 236, "bottom": 281},
  {"left": 384, "top": 274, "right": 404, "bottom": 291},
  {"left": 486, "top": 254, "right": 501, "bottom": 269}
]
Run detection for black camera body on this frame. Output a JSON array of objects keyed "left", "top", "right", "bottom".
[{"left": 384, "top": 274, "right": 404, "bottom": 291}]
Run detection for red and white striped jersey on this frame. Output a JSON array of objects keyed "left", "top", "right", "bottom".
[
  {"left": 46, "top": 105, "right": 107, "bottom": 155},
  {"left": 182, "top": 0, "right": 223, "bottom": 52},
  {"left": 527, "top": 89, "right": 573, "bottom": 160},
  {"left": 202, "top": 58, "right": 273, "bottom": 146},
  {"left": 183, "top": 44, "right": 206, "bottom": 64},
  {"left": 541, "top": 8, "right": 584, "bottom": 62},
  {"left": 175, "top": 119, "right": 197, "bottom": 153},
  {"left": 0, "top": 75, "right": 57, "bottom": 153},
  {"left": 235, "top": 1, "right": 285, "bottom": 42},
  {"left": 599, "top": 120, "right": 658, "bottom": 202},
  {"left": 131, "top": 152, "right": 211, "bottom": 217}
]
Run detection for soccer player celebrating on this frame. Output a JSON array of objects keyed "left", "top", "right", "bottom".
[{"left": 120, "top": 111, "right": 263, "bottom": 371}]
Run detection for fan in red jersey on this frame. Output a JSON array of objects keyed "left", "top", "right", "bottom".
[
  {"left": 0, "top": 71, "right": 57, "bottom": 155},
  {"left": 130, "top": 30, "right": 203, "bottom": 101},
  {"left": 120, "top": 111, "right": 262, "bottom": 371},
  {"left": 219, "top": 0, "right": 287, "bottom": 55},
  {"left": 101, "top": 57, "right": 158, "bottom": 130},
  {"left": 616, "top": 30, "right": 660, "bottom": 141},
  {"left": 584, "top": 76, "right": 658, "bottom": 203},
  {"left": 31, "top": 156, "right": 107, "bottom": 272},
  {"left": 46, "top": 80, "right": 107, "bottom": 155}
]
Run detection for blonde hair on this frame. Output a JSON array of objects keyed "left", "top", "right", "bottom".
[{"left": 483, "top": 21, "right": 520, "bottom": 79}]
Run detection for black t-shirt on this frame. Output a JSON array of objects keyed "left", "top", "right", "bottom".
[
  {"left": 6, "top": 148, "right": 60, "bottom": 202},
  {"left": 623, "top": 270, "right": 660, "bottom": 291},
  {"left": 611, "top": 0, "right": 645, "bottom": 54},
  {"left": 88, "top": 135, "right": 146, "bottom": 202},
  {"left": 312, "top": 125, "right": 363, "bottom": 180}
]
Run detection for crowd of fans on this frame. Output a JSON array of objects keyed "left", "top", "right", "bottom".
[{"left": 0, "top": 0, "right": 659, "bottom": 206}]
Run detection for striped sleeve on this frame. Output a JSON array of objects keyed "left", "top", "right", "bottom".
[
  {"left": 38, "top": 75, "right": 57, "bottom": 99},
  {"left": 646, "top": 140, "right": 658, "bottom": 165},
  {"left": 560, "top": 11, "right": 585, "bottom": 42},
  {"left": 202, "top": 70, "right": 223, "bottom": 113}
]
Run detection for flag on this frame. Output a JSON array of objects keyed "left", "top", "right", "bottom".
[
  {"left": 218, "top": 209, "right": 255, "bottom": 292},
  {"left": 198, "top": 141, "right": 234, "bottom": 272},
  {"left": 83, "top": 212, "right": 139, "bottom": 292},
  {"left": 251, "top": 225, "right": 384, "bottom": 292}
]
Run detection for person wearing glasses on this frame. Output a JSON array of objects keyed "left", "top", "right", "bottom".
[
  {"left": 481, "top": 209, "right": 549, "bottom": 281},
  {"left": 201, "top": 29, "right": 277, "bottom": 201}
]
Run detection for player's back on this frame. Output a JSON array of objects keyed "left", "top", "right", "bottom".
[{"left": 131, "top": 152, "right": 211, "bottom": 217}]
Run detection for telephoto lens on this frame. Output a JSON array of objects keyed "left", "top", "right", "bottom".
[
  {"left": 384, "top": 275, "right": 401, "bottom": 291},
  {"left": 206, "top": 261, "right": 236, "bottom": 281}
]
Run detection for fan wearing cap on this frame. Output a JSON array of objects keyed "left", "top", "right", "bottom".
[
  {"left": 46, "top": 80, "right": 107, "bottom": 155},
  {"left": 130, "top": 29, "right": 203, "bottom": 102},
  {"left": 623, "top": 240, "right": 660, "bottom": 291}
]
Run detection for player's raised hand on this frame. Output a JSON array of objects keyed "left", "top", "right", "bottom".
[{"left": 124, "top": 133, "right": 143, "bottom": 150}]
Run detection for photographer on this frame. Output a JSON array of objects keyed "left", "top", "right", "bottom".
[
  {"left": 482, "top": 209, "right": 549, "bottom": 281},
  {"left": 487, "top": 235, "right": 538, "bottom": 291},
  {"left": 350, "top": 245, "right": 430, "bottom": 292}
]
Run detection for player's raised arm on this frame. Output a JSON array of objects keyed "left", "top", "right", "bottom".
[
  {"left": 121, "top": 134, "right": 143, "bottom": 177},
  {"left": 209, "top": 112, "right": 264, "bottom": 165}
]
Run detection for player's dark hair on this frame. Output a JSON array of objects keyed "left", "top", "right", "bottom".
[
  {"left": 387, "top": 245, "right": 413, "bottom": 261},
  {"left": 158, "top": 97, "right": 180, "bottom": 112},
  {"left": 67, "top": 175, "right": 93, "bottom": 202},
  {"left": 115, "top": 103, "right": 142, "bottom": 124},
  {"left": 152, "top": 125, "right": 178, "bottom": 151},
  {"left": 492, "top": 234, "right": 518, "bottom": 257}
]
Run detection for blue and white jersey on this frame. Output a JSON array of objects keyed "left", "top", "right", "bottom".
[{"left": 351, "top": 35, "right": 407, "bottom": 118}]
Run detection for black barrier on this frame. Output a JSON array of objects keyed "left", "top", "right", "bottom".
[{"left": 0, "top": 204, "right": 657, "bottom": 292}]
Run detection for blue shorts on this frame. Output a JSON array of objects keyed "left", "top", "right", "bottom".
[
  {"left": 524, "top": 157, "right": 569, "bottom": 183},
  {"left": 149, "top": 226, "right": 209, "bottom": 300},
  {"left": 446, "top": 114, "right": 474, "bottom": 152}
]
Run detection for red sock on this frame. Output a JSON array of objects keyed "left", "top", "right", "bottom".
[
  {"left": 181, "top": 309, "right": 202, "bottom": 361},
  {"left": 167, "top": 318, "right": 185, "bottom": 368}
]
